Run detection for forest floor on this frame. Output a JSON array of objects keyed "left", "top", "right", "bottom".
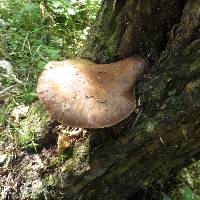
[{"left": 0, "top": 0, "right": 200, "bottom": 199}]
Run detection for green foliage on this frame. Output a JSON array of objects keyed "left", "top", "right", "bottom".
[
  {"left": 17, "top": 128, "right": 39, "bottom": 150},
  {"left": 3, "top": 1, "right": 44, "bottom": 30},
  {"left": 163, "top": 187, "right": 200, "bottom": 200},
  {"left": 182, "top": 187, "right": 200, "bottom": 200},
  {"left": 0, "top": 0, "right": 101, "bottom": 104},
  {"left": 45, "top": 0, "right": 101, "bottom": 55},
  {"left": 0, "top": 0, "right": 101, "bottom": 142},
  {"left": 162, "top": 193, "right": 172, "bottom": 200}
]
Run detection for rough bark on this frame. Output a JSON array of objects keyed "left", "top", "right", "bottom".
[
  {"left": 80, "top": 0, "right": 185, "bottom": 63},
  {"left": 16, "top": 0, "right": 200, "bottom": 199},
  {"left": 65, "top": 0, "right": 199, "bottom": 199}
]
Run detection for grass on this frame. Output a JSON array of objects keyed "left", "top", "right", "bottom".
[
  {"left": 0, "top": 0, "right": 101, "bottom": 136},
  {"left": 0, "top": 1, "right": 101, "bottom": 198}
]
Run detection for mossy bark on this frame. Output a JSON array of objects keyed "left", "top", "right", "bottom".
[
  {"left": 69, "top": 0, "right": 200, "bottom": 199},
  {"left": 80, "top": 0, "right": 185, "bottom": 63},
  {"left": 18, "top": 102, "right": 54, "bottom": 150},
  {"left": 17, "top": 0, "right": 200, "bottom": 199}
]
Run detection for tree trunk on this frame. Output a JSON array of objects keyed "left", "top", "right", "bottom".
[
  {"left": 65, "top": 0, "right": 200, "bottom": 200},
  {"left": 62, "top": 0, "right": 200, "bottom": 199},
  {"left": 17, "top": 1, "right": 200, "bottom": 199}
]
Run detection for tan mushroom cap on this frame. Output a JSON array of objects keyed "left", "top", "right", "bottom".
[{"left": 37, "top": 56, "right": 147, "bottom": 128}]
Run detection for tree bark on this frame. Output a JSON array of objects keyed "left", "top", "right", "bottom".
[
  {"left": 57, "top": 1, "right": 199, "bottom": 199},
  {"left": 17, "top": 1, "right": 200, "bottom": 199}
]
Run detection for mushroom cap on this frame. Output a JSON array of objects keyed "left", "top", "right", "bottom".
[{"left": 37, "top": 56, "right": 147, "bottom": 128}]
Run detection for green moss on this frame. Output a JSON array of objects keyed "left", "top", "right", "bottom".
[
  {"left": 106, "top": 160, "right": 133, "bottom": 182},
  {"left": 46, "top": 175, "right": 58, "bottom": 187},
  {"left": 151, "top": 78, "right": 168, "bottom": 101},
  {"left": 145, "top": 119, "right": 158, "bottom": 133},
  {"left": 168, "top": 89, "right": 176, "bottom": 96},
  {"left": 80, "top": 0, "right": 125, "bottom": 62},
  {"left": 18, "top": 101, "right": 51, "bottom": 150},
  {"left": 189, "top": 54, "right": 200, "bottom": 72},
  {"left": 107, "top": 12, "right": 125, "bottom": 56},
  {"left": 185, "top": 79, "right": 200, "bottom": 92},
  {"left": 18, "top": 129, "right": 36, "bottom": 146},
  {"left": 168, "top": 162, "right": 200, "bottom": 199}
]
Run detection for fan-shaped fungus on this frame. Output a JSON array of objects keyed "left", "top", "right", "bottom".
[{"left": 37, "top": 56, "right": 147, "bottom": 128}]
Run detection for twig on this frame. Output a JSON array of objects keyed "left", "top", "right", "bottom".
[
  {"left": 131, "top": 108, "right": 143, "bottom": 129},
  {"left": 0, "top": 73, "right": 23, "bottom": 85},
  {"left": 10, "top": 74, "right": 23, "bottom": 84},
  {"left": 22, "top": 33, "right": 29, "bottom": 51},
  {"left": 0, "top": 84, "right": 18, "bottom": 95}
]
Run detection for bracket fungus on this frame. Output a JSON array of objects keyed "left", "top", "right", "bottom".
[{"left": 37, "top": 56, "right": 147, "bottom": 128}]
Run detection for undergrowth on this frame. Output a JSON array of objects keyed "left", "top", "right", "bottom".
[
  {"left": 0, "top": 0, "right": 101, "bottom": 135},
  {"left": 0, "top": 0, "right": 101, "bottom": 198}
]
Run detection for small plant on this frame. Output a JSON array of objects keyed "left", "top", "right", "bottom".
[
  {"left": 162, "top": 193, "right": 172, "bottom": 200},
  {"left": 162, "top": 187, "right": 200, "bottom": 200},
  {"left": 182, "top": 187, "right": 199, "bottom": 200}
]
